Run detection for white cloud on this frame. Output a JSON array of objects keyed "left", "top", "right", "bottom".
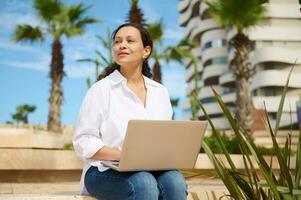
[
  {"left": 0, "top": 39, "right": 46, "bottom": 53},
  {"left": 65, "top": 64, "right": 94, "bottom": 79},
  {"left": 1, "top": 53, "right": 95, "bottom": 79},
  {"left": 1, "top": 55, "right": 50, "bottom": 72},
  {"left": 0, "top": 12, "right": 40, "bottom": 33}
]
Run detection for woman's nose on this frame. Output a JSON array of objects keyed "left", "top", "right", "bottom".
[{"left": 119, "top": 41, "right": 127, "bottom": 49}]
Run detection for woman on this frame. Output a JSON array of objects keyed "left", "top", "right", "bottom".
[{"left": 73, "top": 23, "right": 187, "bottom": 200}]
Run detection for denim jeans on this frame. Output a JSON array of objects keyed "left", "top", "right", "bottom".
[{"left": 85, "top": 166, "right": 188, "bottom": 200}]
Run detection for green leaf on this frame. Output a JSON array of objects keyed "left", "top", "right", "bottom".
[
  {"left": 206, "top": 0, "right": 266, "bottom": 32},
  {"left": 230, "top": 171, "right": 256, "bottom": 200},
  {"left": 67, "top": 3, "right": 90, "bottom": 23},
  {"left": 96, "top": 50, "right": 109, "bottom": 65},
  {"left": 202, "top": 141, "right": 244, "bottom": 198},
  {"left": 34, "top": 0, "right": 62, "bottom": 22},
  {"left": 147, "top": 20, "right": 164, "bottom": 43},
  {"left": 263, "top": 83, "right": 294, "bottom": 193},
  {"left": 274, "top": 66, "right": 294, "bottom": 134},
  {"left": 13, "top": 24, "right": 44, "bottom": 43},
  {"left": 243, "top": 137, "right": 281, "bottom": 200},
  {"left": 197, "top": 98, "right": 237, "bottom": 171}
]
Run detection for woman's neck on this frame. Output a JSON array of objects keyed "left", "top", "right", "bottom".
[{"left": 120, "top": 64, "right": 144, "bottom": 85}]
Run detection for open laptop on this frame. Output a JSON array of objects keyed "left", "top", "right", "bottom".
[{"left": 102, "top": 120, "right": 208, "bottom": 172}]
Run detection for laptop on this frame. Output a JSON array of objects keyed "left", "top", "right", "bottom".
[{"left": 102, "top": 120, "right": 208, "bottom": 172}]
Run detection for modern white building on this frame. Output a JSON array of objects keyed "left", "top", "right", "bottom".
[{"left": 178, "top": 0, "right": 301, "bottom": 129}]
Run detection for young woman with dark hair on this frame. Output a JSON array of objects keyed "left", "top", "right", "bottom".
[{"left": 73, "top": 23, "right": 187, "bottom": 200}]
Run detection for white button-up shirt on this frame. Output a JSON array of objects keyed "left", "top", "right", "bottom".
[{"left": 73, "top": 69, "right": 173, "bottom": 195}]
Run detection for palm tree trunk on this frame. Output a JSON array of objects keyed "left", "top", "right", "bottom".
[
  {"left": 230, "top": 33, "right": 253, "bottom": 133},
  {"left": 152, "top": 58, "right": 162, "bottom": 83},
  {"left": 24, "top": 114, "right": 28, "bottom": 124},
  {"left": 47, "top": 39, "right": 64, "bottom": 133}
]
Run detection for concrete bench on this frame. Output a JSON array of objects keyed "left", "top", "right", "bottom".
[{"left": 1, "top": 127, "right": 297, "bottom": 199}]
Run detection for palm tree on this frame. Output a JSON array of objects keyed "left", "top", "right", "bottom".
[
  {"left": 77, "top": 28, "right": 114, "bottom": 88},
  {"left": 207, "top": 0, "right": 266, "bottom": 132},
  {"left": 147, "top": 21, "right": 165, "bottom": 83},
  {"left": 11, "top": 104, "right": 36, "bottom": 124},
  {"left": 126, "top": 0, "right": 146, "bottom": 25},
  {"left": 13, "top": 0, "right": 99, "bottom": 132}
]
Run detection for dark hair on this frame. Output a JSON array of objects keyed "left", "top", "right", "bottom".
[{"left": 97, "top": 23, "right": 153, "bottom": 80}]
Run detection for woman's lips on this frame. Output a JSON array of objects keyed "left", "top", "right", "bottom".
[{"left": 118, "top": 52, "right": 129, "bottom": 56}]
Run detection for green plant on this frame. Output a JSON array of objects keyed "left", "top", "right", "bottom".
[
  {"left": 200, "top": 134, "right": 294, "bottom": 156},
  {"left": 63, "top": 142, "right": 74, "bottom": 150},
  {"left": 198, "top": 67, "right": 301, "bottom": 199},
  {"left": 200, "top": 134, "right": 241, "bottom": 154},
  {"left": 11, "top": 104, "right": 36, "bottom": 124}
]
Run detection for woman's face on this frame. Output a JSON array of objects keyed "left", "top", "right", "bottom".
[{"left": 113, "top": 26, "right": 151, "bottom": 67}]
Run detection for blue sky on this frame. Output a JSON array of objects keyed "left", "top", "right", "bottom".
[{"left": 0, "top": 0, "right": 187, "bottom": 125}]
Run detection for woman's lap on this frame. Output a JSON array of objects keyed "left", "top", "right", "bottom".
[{"left": 84, "top": 166, "right": 187, "bottom": 200}]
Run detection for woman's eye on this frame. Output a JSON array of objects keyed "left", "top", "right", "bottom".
[
  {"left": 128, "top": 40, "right": 134, "bottom": 43},
  {"left": 114, "top": 40, "right": 120, "bottom": 44}
]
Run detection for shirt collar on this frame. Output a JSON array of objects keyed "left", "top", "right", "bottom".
[
  {"left": 108, "top": 69, "right": 157, "bottom": 88},
  {"left": 108, "top": 69, "right": 127, "bottom": 85}
]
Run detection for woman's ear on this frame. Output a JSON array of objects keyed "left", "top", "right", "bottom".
[{"left": 143, "top": 46, "right": 151, "bottom": 59}]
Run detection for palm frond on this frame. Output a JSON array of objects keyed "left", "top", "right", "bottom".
[
  {"left": 13, "top": 24, "right": 44, "bottom": 43},
  {"left": 96, "top": 35, "right": 109, "bottom": 50},
  {"left": 34, "top": 0, "right": 62, "bottom": 22},
  {"left": 147, "top": 20, "right": 164, "bottom": 44},
  {"left": 65, "top": 18, "right": 99, "bottom": 38},
  {"left": 274, "top": 66, "right": 294, "bottom": 134},
  {"left": 75, "top": 17, "right": 101, "bottom": 27},
  {"left": 67, "top": 3, "right": 91, "bottom": 23},
  {"left": 206, "top": 0, "right": 266, "bottom": 32},
  {"left": 95, "top": 50, "right": 109, "bottom": 65},
  {"left": 64, "top": 26, "right": 84, "bottom": 37}
]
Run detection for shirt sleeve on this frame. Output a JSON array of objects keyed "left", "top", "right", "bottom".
[
  {"left": 163, "top": 87, "right": 173, "bottom": 120},
  {"left": 72, "top": 84, "right": 106, "bottom": 159}
]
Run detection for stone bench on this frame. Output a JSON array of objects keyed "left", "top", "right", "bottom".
[
  {"left": 0, "top": 181, "right": 227, "bottom": 200},
  {"left": 0, "top": 127, "right": 296, "bottom": 199}
]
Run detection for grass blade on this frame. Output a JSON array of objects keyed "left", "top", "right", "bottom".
[
  {"left": 274, "top": 66, "right": 294, "bottom": 134},
  {"left": 243, "top": 135, "right": 282, "bottom": 200},
  {"left": 229, "top": 171, "right": 256, "bottom": 200},
  {"left": 198, "top": 99, "right": 237, "bottom": 171},
  {"left": 202, "top": 141, "right": 244, "bottom": 199},
  {"left": 264, "top": 104, "right": 294, "bottom": 194}
]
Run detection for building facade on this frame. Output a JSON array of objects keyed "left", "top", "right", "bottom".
[{"left": 178, "top": 0, "right": 301, "bottom": 129}]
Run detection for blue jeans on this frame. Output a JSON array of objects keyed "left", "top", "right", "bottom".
[{"left": 85, "top": 166, "right": 188, "bottom": 200}]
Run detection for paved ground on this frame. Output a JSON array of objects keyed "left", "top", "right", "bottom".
[{"left": 0, "top": 179, "right": 228, "bottom": 200}]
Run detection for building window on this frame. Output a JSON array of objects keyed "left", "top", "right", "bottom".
[
  {"left": 222, "top": 87, "right": 235, "bottom": 94},
  {"left": 202, "top": 39, "right": 226, "bottom": 51},
  {"left": 201, "top": 97, "right": 216, "bottom": 103},
  {"left": 203, "top": 57, "right": 228, "bottom": 68},
  {"left": 264, "top": 87, "right": 276, "bottom": 96}
]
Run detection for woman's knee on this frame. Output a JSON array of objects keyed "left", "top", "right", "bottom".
[
  {"left": 157, "top": 170, "right": 187, "bottom": 199},
  {"left": 128, "top": 171, "right": 159, "bottom": 199},
  {"left": 84, "top": 169, "right": 160, "bottom": 200}
]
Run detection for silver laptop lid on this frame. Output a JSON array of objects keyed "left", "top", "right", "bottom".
[{"left": 118, "top": 120, "right": 207, "bottom": 171}]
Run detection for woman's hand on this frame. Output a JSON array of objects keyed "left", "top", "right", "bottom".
[{"left": 91, "top": 146, "right": 122, "bottom": 161}]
